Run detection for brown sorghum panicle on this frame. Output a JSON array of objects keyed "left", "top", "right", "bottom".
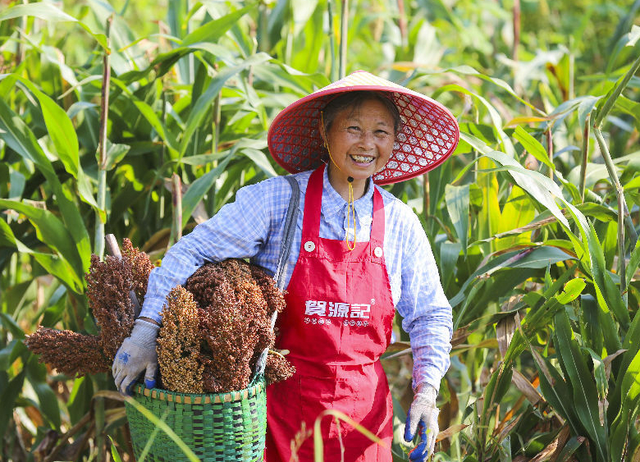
[
  {"left": 86, "top": 255, "right": 135, "bottom": 361},
  {"left": 264, "top": 351, "right": 296, "bottom": 386},
  {"left": 157, "top": 287, "right": 204, "bottom": 393},
  {"left": 121, "top": 238, "right": 155, "bottom": 305},
  {"left": 250, "top": 264, "right": 287, "bottom": 318},
  {"left": 24, "top": 327, "right": 111, "bottom": 377},
  {"left": 183, "top": 259, "right": 292, "bottom": 393},
  {"left": 199, "top": 303, "right": 255, "bottom": 393}
]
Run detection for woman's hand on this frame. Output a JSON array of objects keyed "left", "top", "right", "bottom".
[
  {"left": 112, "top": 319, "right": 159, "bottom": 394},
  {"left": 404, "top": 383, "right": 439, "bottom": 461}
]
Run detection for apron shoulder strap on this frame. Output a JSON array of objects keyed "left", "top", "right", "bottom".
[
  {"left": 274, "top": 175, "right": 300, "bottom": 290},
  {"left": 253, "top": 174, "right": 300, "bottom": 380}
]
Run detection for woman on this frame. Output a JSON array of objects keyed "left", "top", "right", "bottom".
[{"left": 112, "top": 71, "right": 459, "bottom": 462}]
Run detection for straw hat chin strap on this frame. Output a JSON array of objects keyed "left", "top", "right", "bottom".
[{"left": 321, "top": 111, "right": 357, "bottom": 251}]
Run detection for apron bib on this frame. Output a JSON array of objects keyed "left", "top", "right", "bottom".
[{"left": 266, "top": 166, "right": 395, "bottom": 462}]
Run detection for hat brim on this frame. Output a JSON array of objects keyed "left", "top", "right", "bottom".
[{"left": 267, "top": 71, "right": 459, "bottom": 185}]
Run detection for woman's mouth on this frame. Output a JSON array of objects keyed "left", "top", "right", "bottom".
[{"left": 350, "top": 154, "right": 375, "bottom": 164}]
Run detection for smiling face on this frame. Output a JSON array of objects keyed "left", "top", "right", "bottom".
[{"left": 320, "top": 96, "right": 397, "bottom": 198}]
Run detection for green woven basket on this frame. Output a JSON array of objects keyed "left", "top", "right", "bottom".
[{"left": 124, "top": 376, "right": 266, "bottom": 462}]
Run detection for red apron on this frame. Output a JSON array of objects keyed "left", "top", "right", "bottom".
[{"left": 266, "top": 165, "right": 395, "bottom": 462}]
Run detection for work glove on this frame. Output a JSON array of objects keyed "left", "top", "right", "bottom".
[
  {"left": 404, "top": 383, "right": 439, "bottom": 461},
  {"left": 112, "top": 318, "right": 159, "bottom": 395}
]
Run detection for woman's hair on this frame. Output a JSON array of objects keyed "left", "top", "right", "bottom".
[{"left": 321, "top": 91, "right": 402, "bottom": 135}]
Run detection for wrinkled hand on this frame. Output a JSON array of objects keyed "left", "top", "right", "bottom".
[
  {"left": 112, "top": 319, "right": 159, "bottom": 395},
  {"left": 404, "top": 384, "right": 439, "bottom": 461}
]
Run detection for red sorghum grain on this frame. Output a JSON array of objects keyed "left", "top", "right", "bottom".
[
  {"left": 27, "top": 241, "right": 294, "bottom": 392},
  {"left": 121, "top": 238, "right": 155, "bottom": 304},
  {"left": 181, "top": 259, "right": 293, "bottom": 393},
  {"left": 156, "top": 286, "right": 204, "bottom": 393},
  {"left": 86, "top": 254, "right": 135, "bottom": 361},
  {"left": 264, "top": 351, "right": 296, "bottom": 386},
  {"left": 24, "top": 327, "right": 111, "bottom": 376}
]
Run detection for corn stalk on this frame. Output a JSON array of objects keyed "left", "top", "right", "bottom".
[{"left": 592, "top": 53, "right": 640, "bottom": 303}]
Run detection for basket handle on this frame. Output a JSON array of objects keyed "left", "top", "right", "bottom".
[{"left": 253, "top": 175, "right": 300, "bottom": 378}]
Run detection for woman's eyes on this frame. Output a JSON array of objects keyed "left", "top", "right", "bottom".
[{"left": 345, "top": 126, "right": 390, "bottom": 137}]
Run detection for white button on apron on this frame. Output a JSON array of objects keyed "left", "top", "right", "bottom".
[
  {"left": 374, "top": 247, "right": 383, "bottom": 258},
  {"left": 304, "top": 241, "right": 316, "bottom": 252}
]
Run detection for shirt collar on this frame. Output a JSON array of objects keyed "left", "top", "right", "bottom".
[{"left": 321, "top": 166, "right": 375, "bottom": 219}]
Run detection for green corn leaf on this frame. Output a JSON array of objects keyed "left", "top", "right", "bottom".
[
  {"left": 0, "top": 340, "right": 27, "bottom": 372},
  {"left": 531, "top": 349, "right": 581, "bottom": 435},
  {"left": 626, "top": 234, "right": 640, "bottom": 288},
  {"left": 110, "top": 437, "right": 124, "bottom": 462},
  {"left": 554, "top": 311, "right": 608, "bottom": 461},
  {"left": 609, "top": 348, "right": 640, "bottom": 461},
  {"left": 615, "top": 96, "right": 640, "bottom": 131},
  {"left": 241, "top": 148, "right": 278, "bottom": 178},
  {"left": 608, "top": 297, "right": 640, "bottom": 422},
  {"left": 251, "top": 62, "right": 330, "bottom": 96},
  {"left": 482, "top": 149, "right": 570, "bottom": 228},
  {"left": 181, "top": 153, "right": 234, "bottom": 228},
  {"left": 0, "top": 369, "right": 26, "bottom": 439},
  {"left": 0, "top": 2, "right": 108, "bottom": 49},
  {"left": 0, "top": 98, "right": 91, "bottom": 271},
  {"left": 480, "top": 363, "right": 513, "bottom": 440},
  {"left": 556, "top": 436, "right": 585, "bottom": 462},
  {"left": 508, "top": 246, "right": 575, "bottom": 270},
  {"left": 445, "top": 184, "right": 470, "bottom": 255},
  {"left": 14, "top": 77, "right": 79, "bottom": 177},
  {"left": 290, "top": 0, "right": 325, "bottom": 72},
  {"left": 583, "top": 347, "right": 608, "bottom": 400},
  {"left": 434, "top": 85, "right": 515, "bottom": 156},
  {"left": 437, "top": 65, "right": 541, "bottom": 114},
  {"left": 439, "top": 241, "right": 461, "bottom": 290},
  {"left": 575, "top": 203, "right": 617, "bottom": 223},
  {"left": 104, "top": 142, "right": 131, "bottom": 171},
  {"left": 495, "top": 185, "right": 536, "bottom": 251},
  {"left": 0, "top": 200, "right": 84, "bottom": 285},
  {"left": 3, "top": 232, "right": 83, "bottom": 295},
  {"left": 586, "top": 222, "right": 629, "bottom": 328},
  {"left": 182, "top": 5, "right": 256, "bottom": 46},
  {"left": 513, "top": 126, "right": 554, "bottom": 171},
  {"left": 26, "top": 355, "right": 61, "bottom": 428},
  {"left": 40, "top": 291, "right": 69, "bottom": 328},
  {"left": 109, "top": 78, "right": 180, "bottom": 159},
  {"left": 578, "top": 96, "right": 600, "bottom": 131},
  {"left": 555, "top": 278, "right": 587, "bottom": 305},
  {"left": 179, "top": 52, "right": 272, "bottom": 158},
  {"left": 11, "top": 76, "right": 101, "bottom": 213},
  {"left": 449, "top": 247, "right": 573, "bottom": 308}
]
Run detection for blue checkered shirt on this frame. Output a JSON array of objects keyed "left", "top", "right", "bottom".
[{"left": 141, "top": 168, "right": 452, "bottom": 390}]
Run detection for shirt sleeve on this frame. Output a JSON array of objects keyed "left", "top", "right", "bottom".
[
  {"left": 139, "top": 178, "right": 285, "bottom": 323},
  {"left": 395, "top": 212, "right": 453, "bottom": 392}
]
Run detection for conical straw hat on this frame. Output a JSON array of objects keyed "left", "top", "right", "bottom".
[{"left": 268, "top": 70, "right": 459, "bottom": 185}]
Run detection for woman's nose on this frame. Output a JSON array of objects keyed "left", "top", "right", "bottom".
[{"left": 358, "top": 131, "right": 375, "bottom": 148}]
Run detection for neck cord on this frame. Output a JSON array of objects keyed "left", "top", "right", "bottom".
[{"left": 321, "top": 111, "right": 357, "bottom": 251}]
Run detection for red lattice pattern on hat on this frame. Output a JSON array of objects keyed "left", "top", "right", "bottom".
[{"left": 268, "top": 73, "right": 459, "bottom": 185}]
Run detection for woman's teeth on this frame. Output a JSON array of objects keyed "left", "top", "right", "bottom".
[{"left": 351, "top": 155, "right": 374, "bottom": 164}]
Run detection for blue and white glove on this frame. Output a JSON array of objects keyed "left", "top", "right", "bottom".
[
  {"left": 112, "top": 318, "right": 159, "bottom": 394},
  {"left": 404, "top": 384, "right": 439, "bottom": 461}
]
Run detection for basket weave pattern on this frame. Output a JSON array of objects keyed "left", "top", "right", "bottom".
[{"left": 125, "top": 378, "right": 266, "bottom": 461}]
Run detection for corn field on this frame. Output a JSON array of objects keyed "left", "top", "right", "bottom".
[{"left": 1, "top": 0, "right": 639, "bottom": 461}]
